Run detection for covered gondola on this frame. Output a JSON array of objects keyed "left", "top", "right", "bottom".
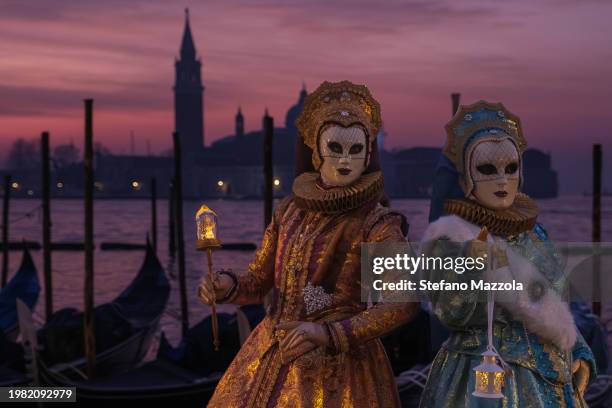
[
  {"left": 37, "top": 305, "right": 265, "bottom": 407},
  {"left": 0, "top": 248, "right": 40, "bottom": 342},
  {"left": 37, "top": 242, "right": 169, "bottom": 379},
  {"left": 0, "top": 248, "right": 39, "bottom": 387}
]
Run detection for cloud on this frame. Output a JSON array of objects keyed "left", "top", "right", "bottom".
[{"left": 0, "top": 0, "right": 611, "bottom": 187}]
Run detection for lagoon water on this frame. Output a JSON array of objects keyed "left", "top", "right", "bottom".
[{"left": 4, "top": 196, "right": 612, "bottom": 355}]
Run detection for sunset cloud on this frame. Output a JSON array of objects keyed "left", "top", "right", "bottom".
[{"left": 0, "top": 0, "right": 611, "bottom": 191}]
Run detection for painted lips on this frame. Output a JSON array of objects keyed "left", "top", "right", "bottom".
[{"left": 494, "top": 191, "right": 508, "bottom": 198}]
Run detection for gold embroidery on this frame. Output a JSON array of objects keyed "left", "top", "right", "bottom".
[
  {"left": 292, "top": 171, "right": 383, "bottom": 214},
  {"left": 207, "top": 197, "right": 411, "bottom": 408}
]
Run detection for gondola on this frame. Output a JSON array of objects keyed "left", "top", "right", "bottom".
[
  {"left": 34, "top": 305, "right": 265, "bottom": 407},
  {"left": 37, "top": 241, "right": 169, "bottom": 380},
  {"left": 0, "top": 248, "right": 39, "bottom": 387},
  {"left": 0, "top": 326, "right": 30, "bottom": 387},
  {"left": 0, "top": 248, "right": 40, "bottom": 342}
]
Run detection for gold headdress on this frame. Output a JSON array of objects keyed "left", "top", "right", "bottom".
[
  {"left": 444, "top": 100, "right": 527, "bottom": 174},
  {"left": 296, "top": 80, "right": 382, "bottom": 169}
]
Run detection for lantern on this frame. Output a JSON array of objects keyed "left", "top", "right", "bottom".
[
  {"left": 196, "top": 204, "right": 221, "bottom": 249},
  {"left": 195, "top": 204, "right": 221, "bottom": 350},
  {"left": 473, "top": 349, "right": 504, "bottom": 398},
  {"left": 472, "top": 225, "right": 506, "bottom": 399}
]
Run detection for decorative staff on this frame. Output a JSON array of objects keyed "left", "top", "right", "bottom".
[{"left": 195, "top": 204, "right": 221, "bottom": 351}]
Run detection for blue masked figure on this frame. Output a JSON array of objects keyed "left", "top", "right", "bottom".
[{"left": 419, "top": 100, "right": 595, "bottom": 407}]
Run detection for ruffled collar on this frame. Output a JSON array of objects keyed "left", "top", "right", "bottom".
[
  {"left": 443, "top": 193, "right": 539, "bottom": 237},
  {"left": 292, "top": 171, "right": 384, "bottom": 214}
]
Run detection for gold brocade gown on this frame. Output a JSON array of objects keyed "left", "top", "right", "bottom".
[{"left": 207, "top": 172, "right": 419, "bottom": 408}]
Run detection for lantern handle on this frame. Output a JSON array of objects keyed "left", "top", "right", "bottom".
[{"left": 486, "top": 246, "right": 513, "bottom": 376}]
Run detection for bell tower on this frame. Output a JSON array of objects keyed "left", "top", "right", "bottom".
[
  {"left": 235, "top": 106, "right": 244, "bottom": 137},
  {"left": 174, "top": 8, "right": 204, "bottom": 155}
]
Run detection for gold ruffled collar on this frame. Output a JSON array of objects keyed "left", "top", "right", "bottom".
[
  {"left": 444, "top": 193, "right": 539, "bottom": 237},
  {"left": 292, "top": 171, "right": 384, "bottom": 214}
]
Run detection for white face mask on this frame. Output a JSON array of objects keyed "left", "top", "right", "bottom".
[
  {"left": 318, "top": 125, "right": 368, "bottom": 187},
  {"left": 468, "top": 138, "right": 520, "bottom": 210}
]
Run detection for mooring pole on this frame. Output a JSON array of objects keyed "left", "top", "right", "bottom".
[
  {"left": 41, "top": 132, "right": 53, "bottom": 321},
  {"left": 451, "top": 93, "right": 461, "bottom": 116},
  {"left": 262, "top": 112, "right": 274, "bottom": 310},
  {"left": 168, "top": 179, "right": 176, "bottom": 259},
  {"left": 150, "top": 178, "right": 158, "bottom": 254},
  {"left": 592, "top": 144, "right": 602, "bottom": 316},
  {"left": 173, "top": 132, "right": 189, "bottom": 336},
  {"left": 83, "top": 99, "right": 96, "bottom": 378},
  {"left": 263, "top": 112, "right": 274, "bottom": 229},
  {"left": 1, "top": 175, "right": 10, "bottom": 287}
]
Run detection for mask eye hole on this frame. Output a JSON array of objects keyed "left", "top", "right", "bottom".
[
  {"left": 476, "top": 163, "right": 497, "bottom": 175},
  {"left": 349, "top": 143, "right": 363, "bottom": 155},
  {"left": 327, "top": 142, "right": 343, "bottom": 154},
  {"left": 505, "top": 162, "right": 518, "bottom": 174}
]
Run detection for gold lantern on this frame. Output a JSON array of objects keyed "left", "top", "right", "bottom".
[
  {"left": 473, "top": 349, "right": 504, "bottom": 398},
  {"left": 195, "top": 204, "right": 221, "bottom": 350},
  {"left": 196, "top": 205, "right": 221, "bottom": 249}
]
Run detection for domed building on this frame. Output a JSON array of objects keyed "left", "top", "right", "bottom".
[
  {"left": 191, "top": 86, "right": 307, "bottom": 198},
  {"left": 285, "top": 84, "right": 307, "bottom": 132},
  {"left": 89, "top": 13, "right": 559, "bottom": 201}
]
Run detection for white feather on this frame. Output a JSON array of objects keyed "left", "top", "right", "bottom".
[{"left": 421, "top": 215, "right": 577, "bottom": 351}]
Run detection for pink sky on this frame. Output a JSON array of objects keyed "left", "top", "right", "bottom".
[{"left": 1, "top": 0, "right": 611, "bottom": 192}]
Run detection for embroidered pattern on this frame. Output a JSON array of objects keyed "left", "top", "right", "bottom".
[{"left": 302, "top": 281, "right": 332, "bottom": 315}]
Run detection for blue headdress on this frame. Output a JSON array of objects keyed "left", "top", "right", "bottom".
[{"left": 428, "top": 100, "right": 527, "bottom": 222}]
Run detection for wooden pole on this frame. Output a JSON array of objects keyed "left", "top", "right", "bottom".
[
  {"left": 41, "top": 132, "right": 53, "bottom": 321},
  {"left": 168, "top": 179, "right": 176, "bottom": 259},
  {"left": 150, "top": 178, "right": 158, "bottom": 254},
  {"left": 206, "top": 248, "right": 220, "bottom": 351},
  {"left": 1, "top": 175, "right": 10, "bottom": 287},
  {"left": 263, "top": 113, "right": 274, "bottom": 228},
  {"left": 592, "top": 144, "right": 602, "bottom": 316},
  {"left": 451, "top": 93, "right": 461, "bottom": 116},
  {"left": 83, "top": 99, "right": 96, "bottom": 378},
  {"left": 173, "top": 132, "right": 189, "bottom": 336}
]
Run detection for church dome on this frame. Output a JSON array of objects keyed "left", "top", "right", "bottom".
[{"left": 285, "top": 85, "right": 307, "bottom": 130}]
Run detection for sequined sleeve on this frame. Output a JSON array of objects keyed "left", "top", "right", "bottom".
[
  {"left": 225, "top": 199, "right": 287, "bottom": 305},
  {"left": 328, "top": 213, "right": 420, "bottom": 351}
]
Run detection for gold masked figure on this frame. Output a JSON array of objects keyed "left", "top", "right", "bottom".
[{"left": 201, "top": 81, "right": 419, "bottom": 408}]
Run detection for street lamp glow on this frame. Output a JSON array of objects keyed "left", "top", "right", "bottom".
[
  {"left": 57, "top": 182, "right": 64, "bottom": 189},
  {"left": 131, "top": 180, "right": 141, "bottom": 190},
  {"left": 11, "top": 182, "right": 19, "bottom": 189},
  {"left": 273, "top": 178, "right": 281, "bottom": 187},
  {"left": 217, "top": 180, "right": 224, "bottom": 187}
]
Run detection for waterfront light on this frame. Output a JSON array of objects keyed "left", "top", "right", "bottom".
[
  {"left": 131, "top": 180, "right": 141, "bottom": 190},
  {"left": 217, "top": 180, "right": 224, "bottom": 187},
  {"left": 273, "top": 178, "right": 281, "bottom": 187},
  {"left": 11, "top": 182, "right": 19, "bottom": 189},
  {"left": 57, "top": 182, "right": 64, "bottom": 189},
  {"left": 27, "top": 190, "right": 34, "bottom": 196},
  {"left": 95, "top": 181, "right": 104, "bottom": 191}
]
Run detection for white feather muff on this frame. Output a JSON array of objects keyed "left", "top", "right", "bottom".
[{"left": 421, "top": 215, "right": 577, "bottom": 351}]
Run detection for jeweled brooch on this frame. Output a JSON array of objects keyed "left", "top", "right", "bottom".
[{"left": 302, "top": 281, "right": 332, "bottom": 315}]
